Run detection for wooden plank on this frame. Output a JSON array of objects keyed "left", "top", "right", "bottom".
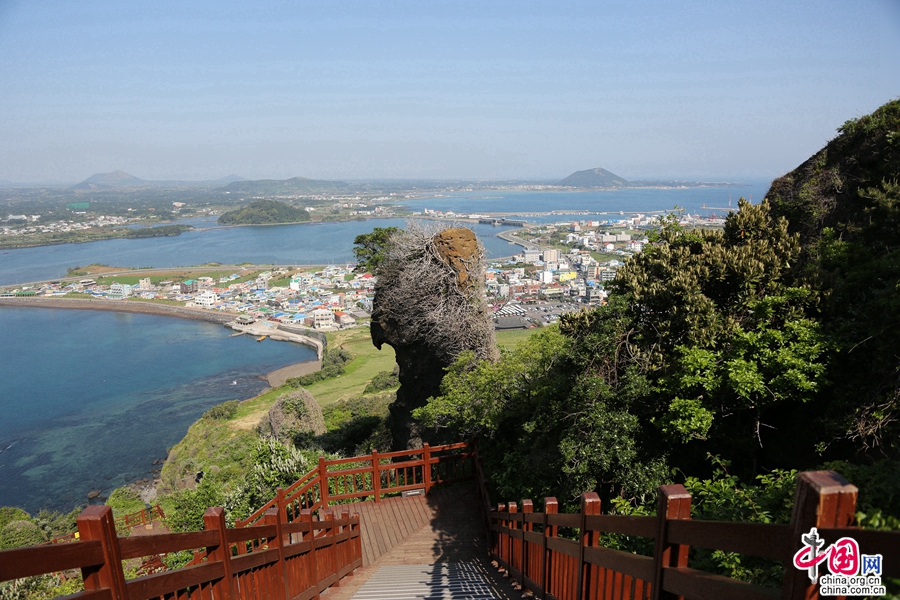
[
  {"left": 583, "top": 545, "right": 655, "bottom": 582},
  {"left": 226, "top": 525, "right": 277, "bottom": 544},
  {"left": 547, "top": 513, "right": 580, "bottom": 528},
  {"left": 119, "top": 531, "right": 219, "bottom": 559},
  {"left": 230, "top": 548, "right": 280, "bottom": 574},
  {"left": 125, "top": 562, "right": 225, "bottom": 600},
  {"left": 547, "top": 536, "right": 579, "bottom": 558},
  {"left": 584, "top": 515, "right": 658, "bottom": 539},
  {"left": 662, "top": 566, "right": 780, "bottom": 600},
  {"left": 666, "top": 521, "right": 791, "bottom": 561},
  {"left": 0, "top": 541, "right": 104, "bottom": 581}
]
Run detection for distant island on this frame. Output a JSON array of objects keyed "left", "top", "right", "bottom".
[
  {"left": 218, "top": 200, "right": 311, "bottom": 225},
  {"left": 557, "top": 168, "right": 629, "bottom": 188},
  {"left": 557, "top": 167, "right": 739, "bottom": 189}
]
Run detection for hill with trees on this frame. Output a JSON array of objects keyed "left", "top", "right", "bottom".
[
  {"left": 558, "top": 167, "right": 629, "bottom": 188},
  {"left": 218, "top": 176, "right": 349, "bottom": 195},
  {"left": 217, "top": 200, "right": 311, "bottom": 225}
]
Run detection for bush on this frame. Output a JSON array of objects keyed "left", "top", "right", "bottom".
[
  {"left": 106, "top": 487, "right": 146, "bottom": 518},
  {"left": 203, "top": 400, "right": 239, "bottom": 421},
  {"left": 363, "top": 369, "right": 399, "bottom": 394},
  {"left": 0, "top": 520, "right": 44, "bottom": 549},
  {"left": 287, "top": 348, "right": 354, "bottom": 387}
]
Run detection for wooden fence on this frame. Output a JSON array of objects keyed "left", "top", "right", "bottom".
[
  {"left": 0, "top": 503, "right": 360, "bottom": 600},
  {"left": 0, "top": 442, "right": 474, "bottom": 599},
  {"left": 489, "top": 470, "right": 899, "bottom": 600},
  {"left": 236, "top": 441, "right": 475, "bottom": 528}
]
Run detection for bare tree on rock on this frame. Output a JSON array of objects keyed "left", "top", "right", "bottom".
[{"left": 368, "top": 221, "right": 498, "bottom": 450}]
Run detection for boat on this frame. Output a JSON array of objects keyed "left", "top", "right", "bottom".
[{"left": 257, "top": 335, "right": 266, "bottom": 342}]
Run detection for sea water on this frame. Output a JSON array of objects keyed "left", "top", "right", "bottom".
[{"left": 0, "top": 306, "right": 316, "bottom": 512}]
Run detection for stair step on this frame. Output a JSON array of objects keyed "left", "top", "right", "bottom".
[{"left": 349, "top": 563, "right": 500, "bottom": 600}]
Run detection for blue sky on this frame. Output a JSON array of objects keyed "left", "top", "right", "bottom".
[{"left": 1, "top": 0, "right": 899, "bottom": 182}]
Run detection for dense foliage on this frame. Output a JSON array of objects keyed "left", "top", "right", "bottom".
[
  {"left": 217, "top": 200, "right": 310, "bottom": 225},
  {"left": 124, "top": 224, "right": 192, "bottom": 238}
]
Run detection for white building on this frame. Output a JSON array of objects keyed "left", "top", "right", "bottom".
[
  {"left": 194, "top": 290, "right": 218, "bottom": 308},
  {"left": 311, "top": 308, "right": 334, "bottom": 329}
]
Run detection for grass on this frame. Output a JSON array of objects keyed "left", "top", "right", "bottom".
[
  {"left": 95, "top": 269, "right": 260, "bottom": 286},
  {"left": 303, "top": 328, "right": 397, "bottom": 406},
  {"left": 495, "top": 327, "right": 539, "bottom": 349}
]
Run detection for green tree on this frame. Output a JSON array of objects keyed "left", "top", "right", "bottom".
[{"left": 352, "top": 226, "right": 398, "bottom": 274}]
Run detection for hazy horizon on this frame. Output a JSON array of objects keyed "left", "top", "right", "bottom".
[{"left": 2, "top": 1, "right": 899, "bottom": 183}]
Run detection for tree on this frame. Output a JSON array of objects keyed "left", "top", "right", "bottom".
[{"left": 352, "top": 226, "right": 399, "bottom": 274}]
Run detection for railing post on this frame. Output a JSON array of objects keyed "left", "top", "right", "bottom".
[
  {"left": 301, "top": 509, "right": 321, "bottom": 600},
  {"left": 423, "top": 443, "right": 432, "bottom": 494},
  {"left": 264, "top": 507, "right": 289, "bottom": 600},
  {"left": 782, "top": 470, "right": 858, "bottom": 600},
  {"left": 324, "top": 510, "right": 339, "bottom": 587},
  {"left": 371, "top": 449, "right": 381, "bottom": 502},
  {"left": 77, "top": 505, "right": 127, "bottom": 600},
  {"left": 319, "top": 456, "right": 329, "bottom": 508},
  {"left": 543, "top": 497, "right": 558, "bottom": 600},
  {"left": 651, "top": 484, "right": 692, "bottom": 600},
  {"left": 203, "top": 507, "right": 235, "bottom": 600},
  {"left": 497, "top": 503, "right": 508, "bottom": 569},
  {"left": 522, "top": 499, "right": 534, "bottom": 590},
  {"left": 576, "top": 492, "right": 601, "bottom": 600},
  {"left": 508, "top": 501, "right": 518, "bottom": 580}
]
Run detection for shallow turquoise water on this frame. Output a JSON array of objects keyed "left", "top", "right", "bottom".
[{"left": 0, "top": 306, "right": 316, "bottom": 512}]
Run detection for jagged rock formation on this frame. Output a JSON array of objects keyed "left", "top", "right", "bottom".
[{"left": 370, "top": 224, "right": 498, "bottom": 450}]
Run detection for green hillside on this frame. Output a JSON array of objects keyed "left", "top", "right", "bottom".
[
  {"left": 218, "top": 200, "right": 311, "bottom": 225},
  {"left": 218, "top": 176, "right": 349, "bottom": 195}
]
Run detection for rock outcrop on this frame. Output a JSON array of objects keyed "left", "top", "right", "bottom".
[{"left": 370, "top": 225, "right": 497, "bottom": 450}]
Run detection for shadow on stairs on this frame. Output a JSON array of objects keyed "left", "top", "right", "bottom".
[{"left": 322, "top": 484, "right": 520, "bottom": 600}]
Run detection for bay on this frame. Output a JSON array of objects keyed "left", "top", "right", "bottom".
[{"left": 0, "top": 307, "right": 316, "bottom": 513}]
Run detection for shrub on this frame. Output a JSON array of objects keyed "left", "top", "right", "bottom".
[{"left": 203, "top": 400, "right": 239, "bottom": 421}]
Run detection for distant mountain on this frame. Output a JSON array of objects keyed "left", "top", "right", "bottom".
[
  {"left": 558, "top": 168, "right": 629, "bottom": 188},
  {"left": 215, "top": 174, "right": 247, "bottom": 184},
  {"left": 218, "top": 176, "right": 350, "bottom": 195},
  {"left": 71, "top": 170, "right": 145, "bottom": 190},
  {"left": 218, "top": 200, "right": 311, "bottom": 225}
]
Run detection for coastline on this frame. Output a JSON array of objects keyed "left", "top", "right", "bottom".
[{"left": 0, "top": 297, "right": 323, "bottom": 381}]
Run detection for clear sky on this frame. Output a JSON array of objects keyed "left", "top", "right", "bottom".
[{"left": 1, "top": 0, "right": 899, "bottom": 183}]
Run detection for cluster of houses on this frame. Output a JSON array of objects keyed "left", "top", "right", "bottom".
[
  {"left": 1, "top": 214, "right": 129, "bottom": 237},
  {"left": 8, "top": 266, "right": 374, "bottom": 331},
  {"left": 486, "top": 247, "right": 619, "bottom": 305}
]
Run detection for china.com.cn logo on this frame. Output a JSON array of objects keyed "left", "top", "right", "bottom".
[{"left": 792, "top": 527, "right": 886, "bottom": 597}]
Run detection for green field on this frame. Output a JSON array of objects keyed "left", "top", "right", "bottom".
[
  {"left": 96, "top": 269, "right": 261, "bottom": 286},
  {"left": 304, "top": 328, "right": 397, "bottom": 405},
  {"left": 495, "top": 327, "right": 539, "bottom": 349}
]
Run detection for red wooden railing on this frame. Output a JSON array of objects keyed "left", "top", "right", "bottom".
[
  {"left": 0, "top": 442, "right": 474, "bottom": 599},
  {"left": 0, "top": 503, "right": 361, "bottom": 600},
  {"left": 236, "top": 441, "right": 475, "bottom": 528},
  {"left": 488, "top": 471, "right": 899, "bottom": 600}
]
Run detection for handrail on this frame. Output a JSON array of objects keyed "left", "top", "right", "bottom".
[
  {"left": 237, "top": 441, "right": 474, "bottom": 527},
  {"left": 0, "top": 503, "right": 362, "bottom": 600},
  {"left": 486, "top": 469, "right": 899, "bottom": 600},
  {"left": 1, "top": 442, "right": 475, "bottom": 597}
]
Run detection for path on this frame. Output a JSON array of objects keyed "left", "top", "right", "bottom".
[{"left": 322, "top": 485, "right": 519, "bottom": 600}]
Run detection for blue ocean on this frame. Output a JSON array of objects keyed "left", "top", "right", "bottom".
[{"left": 0, "top": 307, "right": 315, "bottom": 512}]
